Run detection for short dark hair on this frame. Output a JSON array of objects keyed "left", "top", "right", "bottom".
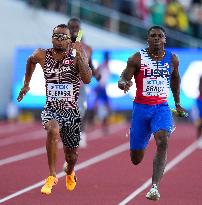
[
  {"left": 148, "top": 26, "right": 166, "bottom": 36},
  {"left": 67, "top": 17, "right": 81, "bottom": 27},
  {"left": 53, "top": 24, "right": 68, "bottom": 32}
]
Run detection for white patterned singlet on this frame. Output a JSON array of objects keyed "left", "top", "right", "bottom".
[{"left": 44, "top": 48, "right": 80, "bottom": 111}]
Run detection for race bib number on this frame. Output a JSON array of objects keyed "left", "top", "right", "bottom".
[
  {"left": 143, "top": 77, "right": 168, "bottom": 97},
  {"left": 47, "top": 83, "right": 73, "bottom": 101}
]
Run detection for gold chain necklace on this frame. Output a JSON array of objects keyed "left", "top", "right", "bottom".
[
  {"left": 53, "top": 49, "right": 67, "bottom": 55},
  {"left": 147, "top": 49, "right": 165, "bottom": 59}
]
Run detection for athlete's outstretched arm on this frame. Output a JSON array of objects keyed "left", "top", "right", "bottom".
[
  {"left": 170, "top": 53, "right": 185, "bottom": 112},
  {"left": 118, "top": 52, "right": 140, "bottom": 93},
  {"left": 17, "top": 49, "right": 44, "bottom": 102},
  {"left": 170, "top": 54, "right": 180, "bottom": 104},
  {"left": 75, "top": 42, "right": 92, "bottom": 84}
]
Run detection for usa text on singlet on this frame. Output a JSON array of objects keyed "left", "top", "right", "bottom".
[{"left": 134, "top": 49, "right": 172, "bottom": 105}]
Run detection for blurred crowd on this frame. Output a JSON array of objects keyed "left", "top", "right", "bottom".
[
  {"left": 88, "top": 0, "right": 202, "bottom": 39},
  {"left": 26, "top": 0, "right": 67, "bottom": 13},
  {"left": 25, "top": 0, "right": 202, "bottom": 39}
]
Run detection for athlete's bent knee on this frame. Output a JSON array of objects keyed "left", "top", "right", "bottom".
[
  {"left": 131, "top": 157, "right": 141, "bottom": 165},
  {"left": 46, "top": 120, "right": 60, "bottom": 140},
  {"left": 155, "top": 132, "right": 169, "bottom": 151},
  {"left": 130, "top": 150, "right": 144, "bottom": 165}
]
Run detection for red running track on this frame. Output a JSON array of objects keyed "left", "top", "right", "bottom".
[{"left": 0, "top": 121, "right": 201, "bottom": 205}]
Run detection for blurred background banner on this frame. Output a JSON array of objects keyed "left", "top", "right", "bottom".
[{"left": 12, "top": 47, "right": 202, "bottom": 111}]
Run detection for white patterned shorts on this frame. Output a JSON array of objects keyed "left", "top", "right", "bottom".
[{"left": 41, "top": 107, "right": 81, "bottom": 149}]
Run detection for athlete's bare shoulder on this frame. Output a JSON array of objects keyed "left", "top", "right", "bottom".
[
  {"left": 171, "top": 53, "right": 179, "bottom": 72},
  {"left": 30, "top": 48, "right": 46, "bottom": 68},
  {"left": 32, "top": 48, "right": 46, "bottom": 58},
  {"left": 127, "top": 51, "right": 141, "bottom": 75},
  {"left": 171, "top": 53, "right": 179, "bottom": 64},
  {"left": 129, "top": 51, "right": 141, "bottom": 62}
]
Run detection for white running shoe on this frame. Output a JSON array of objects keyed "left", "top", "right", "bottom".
[
  {"left": 146, "top": 184, "right": 160, "bottom": 201},
  {"left": 79, "top": 132, "right": 87, "bottom": 148}
]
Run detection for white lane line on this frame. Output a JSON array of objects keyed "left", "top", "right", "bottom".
[
  {"left": 198, "top": 137, "right": 202, "bottom": 149},
  {"left": 0, "top": 147, "right": 45, "bottom": 166},
  {"left": 0, "top": 123, "right": 36, "bottom": 135},
  {"left": 0, "top": 143, "right": 63, "bottom": 166},
  {"left": 0, "top": 123, "right": 128, "bottom": 165},
  {"left": 0, "top": 130, "right": 45, "bottom": 147},
  {"left": 0, "top": 142, "right": 129, "bottom": 203},
  {"left": 0, "top": 123, "right": 127, "bottom": 147},
  {"left": 88, "top": 122, "right": 127, "bottom": 141},
  {"left": 118, "top": 139, "right": 200, "bottom": 205}
]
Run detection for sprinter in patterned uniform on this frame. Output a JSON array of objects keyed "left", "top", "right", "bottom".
[
  {"left": 17, "top": 24, "right": 92, "bottom": 194},
  {"left": 118, "top": 26, "right": 186, "bottom": 201}
]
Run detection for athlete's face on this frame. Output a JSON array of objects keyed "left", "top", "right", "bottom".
[
  {"left": 68, "top": 20, "right": 80, "bottom": 41},
  {"left": 52, "top": 27, "right": 71, "bottom": 51},
  {"left": 147, "top": 29, "right": 166, "bottom": 49}
]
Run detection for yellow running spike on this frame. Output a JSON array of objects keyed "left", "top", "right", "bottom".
[{"left": 76, "top": 30, "right": 83, "bottom": 42}]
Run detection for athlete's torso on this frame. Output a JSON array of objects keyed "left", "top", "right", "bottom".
[
  {"left": 43, "top": 48, "right": 80, "bottom": 110},
  {"left": 134, "top": 49, "right": 172, "bottom": 105}
]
